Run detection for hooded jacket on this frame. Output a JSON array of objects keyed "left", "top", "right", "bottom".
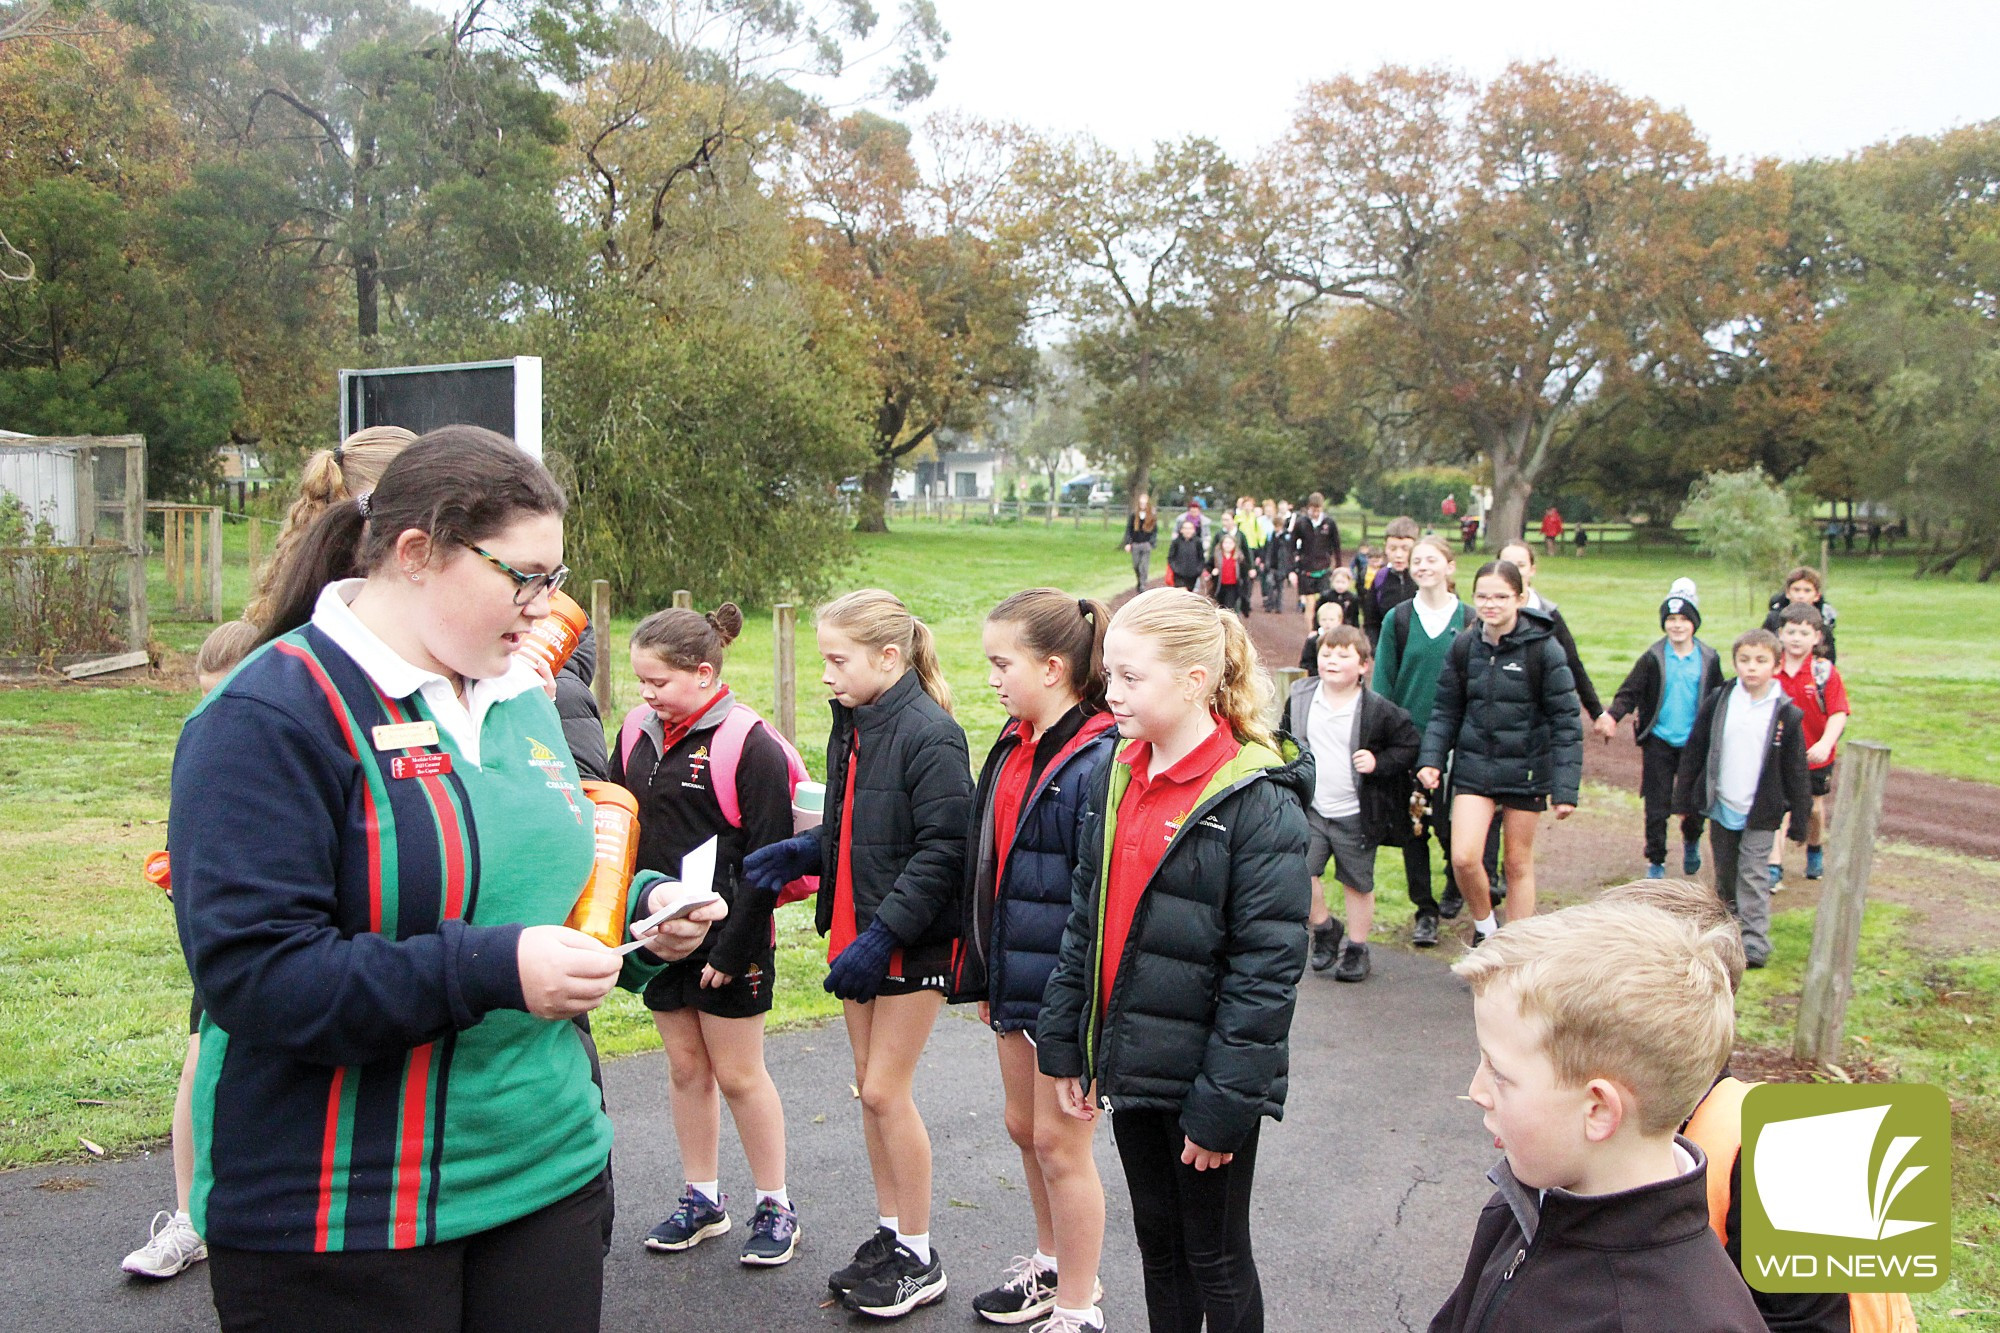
[
  {"left": 1764, "top": 593, "right": 1838, "bottom": 662},
  {"left": 1428, "top": 1141, "right": 1766, "bottom": 1333},
  {"left": 1608, "top": 638, "right": 1724, "bottom": 745},
  {"left": 1036, "top": 738, "right": 1312, "bottom": 1154},
  {"left": 954, "top": 709, "right": 1120, "bottom": 1030},
  {"left": 1282, "top": 677, "right": 1420, "bottom": 847},
  {"left": 813, "top": 669, "right": 973, "bottom": 954},
  {"left": 1419, "top": 607, "right": 1585, "bottom": 805},
  {"left": 1672, "top": 683, "right": 1812, "bottom": 837},
  {"left": 1167, "top": 532, "right": 1207, "bottom": 582}
]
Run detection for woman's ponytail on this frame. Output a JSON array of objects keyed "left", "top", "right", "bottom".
[
  {"left": 987, "top": 588, "right": 1110, "bottom": 713},
  {"left": 246, "top": 427, "right": 418, "bottom": 628},
  {"left": 908, "top": 618, "right": 954, "bottom": 717},
  {"left": 1213, "top": 609, "right": 1276, "bottom": 750}
]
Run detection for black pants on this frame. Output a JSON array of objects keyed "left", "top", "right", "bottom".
[
  {"left": 1639, "top": 736, "right": 1703, "bottom": 866},
  {"left": 1215, "top": 581, "right": 1249, "bottom": 614},
  {"left": 1172, "top": 572, "right": 1201, "bottom": 591},
  {"left": 1403, "top": 792, "right": 1458, "bottom": 917},
  {"left": 208, "top": 1170, "right": 611, "bottom": 1333},
  {"left": 1112, "top": 1109, "right": 1264, "bottom": 1333}
]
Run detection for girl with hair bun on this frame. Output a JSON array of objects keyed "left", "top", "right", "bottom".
[
  {"left": 956, "top": 589, "right": 1118, "bottom": 1330},
  {"left": 244, "top": 426, "right": 417, "bottom": 627},
  {"left": 1036, "top": 588, "right": 1312, "bottom": 1333},
  {"left": 742, "top": 588, "right": 972, "bottom": 1318},
  {"left": 172, "top": 426, "right": 722, "bottom": 1331},
  {"left": 614, "top": 602, "right": 799, "bottom": 1267}
]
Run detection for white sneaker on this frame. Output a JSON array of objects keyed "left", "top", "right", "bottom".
[
  {"left": 1030, "top": 1308, "right": 1105, "bottom": 1333},
  {"left": 122, "top": 1210, "right": 207, "bottom": 1278}
]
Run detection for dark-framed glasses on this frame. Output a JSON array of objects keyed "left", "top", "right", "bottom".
[{"left": 469, "top": 545, "right": 570, "bottom": 606}]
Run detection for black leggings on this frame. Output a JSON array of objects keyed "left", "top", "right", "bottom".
[
  {"left": 207, "top": 1170, "right": 611, "bottom": 1333},
  {"left": 1112, "top": 1109, "right": 1264, "bottom": 1333},
  {"left": 1402, "top": 792, "right": 1458, "bottom": 916}
]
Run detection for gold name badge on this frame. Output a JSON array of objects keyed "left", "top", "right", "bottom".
[{"left": 371, "top": 720, "right": 440, "bottom": 751}]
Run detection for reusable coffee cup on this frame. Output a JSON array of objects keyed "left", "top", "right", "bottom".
[{"left": 792, "top": 781, "right": 826, "bottom": 832}]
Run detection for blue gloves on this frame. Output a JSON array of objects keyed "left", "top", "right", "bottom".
[
  {"left": 742, "top": 832, "right": 819, "bottom": 891},
  {"left": 824, "top": 920, "right": 900, "bottom": 1002}
]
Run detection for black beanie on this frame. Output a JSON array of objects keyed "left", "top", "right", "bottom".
[{"left": 1660, "top": 595, "right": 1701, "bottom": 632}]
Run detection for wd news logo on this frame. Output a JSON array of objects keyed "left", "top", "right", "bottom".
[{"left": 1740, "top": 1084, "right": 1951, "bottom": 1293}]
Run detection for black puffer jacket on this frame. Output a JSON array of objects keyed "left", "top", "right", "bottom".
[
  {"left": 953, "top": 709, "right": 1120, "bottom": 1031},
  {"left": 1036, "top": 739, "right": 1312, "bottom": 1154},
  {"left": 554, "top": 624, "right": 609, "bottom": 781},
  {"left": 813, "top": 669, "right": 973, "bottom": 955},
  {"left": 1764, "top": 592, "right": 1838, "bottom": 662},
  {"left": 1282, "top": 679, "right": 1421, "bottom": 847},
  {"left": 1419, "top": 607, "right": 1584, "bottom": 805}
]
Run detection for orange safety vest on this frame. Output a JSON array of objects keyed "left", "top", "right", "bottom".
[{"left": 1684, "top": 1077, "right": 1918, "bottom": 1333}]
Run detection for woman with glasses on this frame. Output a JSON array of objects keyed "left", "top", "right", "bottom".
[{"left": 169, "top": 426, "right": 724, "bottom": 1332}]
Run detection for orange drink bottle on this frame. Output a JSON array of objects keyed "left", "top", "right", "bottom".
[
  {"left": 565, "top": 780, "right": 639, "bottom": 948},
  {"left": 515, "top": 589, "right": 590, "bottom": 678},
  {"left": 145, "top": 850, "right": 172, "bottom": 893}
]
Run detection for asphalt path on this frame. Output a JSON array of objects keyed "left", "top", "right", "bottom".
[{"left": 0, "top": 945, "right": 1494, "bottom": 1333}]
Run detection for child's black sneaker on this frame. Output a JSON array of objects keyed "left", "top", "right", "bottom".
[
  {"left": 1333, "top": 941, "right": 1371, "bottom": 982},
  {"left": 1308, "top": 919, "right": 1343, "bottom": 973},
  {"left": 1412, "top": 912, "right": 1440, "bottom": 948},
  {"left": 1437, "top": 886, "right": 1464, "bottom": 920},
  {"left": 739, "top": 1198, "right": 798, "bottom": 1266},
  {"left": 643, "top": 1189, "right": 729, "bottom": 1252},
  {"left": 1806, "top": 846, "right": 1824, "bottom": 879},
  {"left": 973, "top": 1255, "right": 1057, "bottom": 1324},
  {"left": 1682, "top": 842, "right": 1702, "bottom": 876},
  {"left": 829, "top": 1226, "right": 900, "bottom": 1293},
  {"left": 844, "top": 1243, "right": 947, "bottom": 1318}
]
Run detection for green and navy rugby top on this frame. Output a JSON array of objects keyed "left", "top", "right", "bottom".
[{"left": 170, "top": 581, "right": 668, "bottom": 1252}]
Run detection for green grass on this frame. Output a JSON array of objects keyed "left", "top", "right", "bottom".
[
  {"left": 1735, "top": 905, "right": 2000, "bottom": 1325},
  {"left": 1528, "top": 545, "right": 2000, "bottom": 783},
  {"left": 2, "top": 519, "right": 1133, "bottom": 1165}
]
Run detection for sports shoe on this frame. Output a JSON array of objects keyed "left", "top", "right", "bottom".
[
  {"left": 1437, "top": 886, "right": 1464, "bottom": 920},
  {"left": 974, "top": 1255, "right": 1057, "bottom": 1324},
  {"left": 644, "top": 1189, "right": 730, "bottom": 1252},
  {"left": 844, "top": 1243, "right": 947, "bottom": 1318},
  {"left": 1645, "top": 862, "right": 1666, "bottom": 880},
  {"left": 121, "top": 1210, "right": 207, "bottom": 1279},
  {"left": 1806, "top": 846, "right": 1824, "bottom": 879},
  {"left": 1333, "top": 941, "right": 1371, "bottom": 983},
  {"left": 830, "top": 1226, "right": 900, "bottom": 1293},
  {"left": 739, "top": 1198, "right": 798, "bottom": 1266},
  {"left": 1309, "top": 919, "right": 1343, "bottom": 973},
  {"left": 1029, "top": 1307, "right": 1106, "bottom": 1333},
  {"left": 1768, "top": 864, "right": 1784, "bottom": 892},
  {"left": 1412, "top": 913, "right": 1440, "bottom": 948},
  {"left": 1682, "top": 843, "right": 1702, "bottom": 876}
]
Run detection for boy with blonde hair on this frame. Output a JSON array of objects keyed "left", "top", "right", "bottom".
[{"left": 1429, "top": 902, "right": 1763, "bottom": 1332}]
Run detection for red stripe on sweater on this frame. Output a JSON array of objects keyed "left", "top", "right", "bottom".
[
  {"left": 312, "top": 1067, "right": 346, "bottom": 1252},
  {"left": 393, "top": 1042, "right": 434, "bottom": 1248},
  {"left": 273, "top": 639, "right": 386, "bottom": 934}
]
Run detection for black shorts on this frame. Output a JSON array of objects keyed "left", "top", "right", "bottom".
[
  {"left": 642, "top": 947, "right": 778, "bottom": 1020},
  {"left": 1810, "top": 764, "right": 1834, "bottom": 797},
  {"left": 1456, "top": 787, "right": 1550, "bottom": 813},
  {"left": 873, "top": 971, "right": 950, "bottom": 998},
  {"left": 1300, "top": 569, "right": 1330, "bottom": 595}
]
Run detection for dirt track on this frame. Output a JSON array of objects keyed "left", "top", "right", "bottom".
[{"left": 1117, "top": 583, "right": 2000, "bottom": 862}]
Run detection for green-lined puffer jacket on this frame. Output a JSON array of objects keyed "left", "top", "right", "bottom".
[{"left": 1035, "top": 739, "right": 1312, "bottom": 1154}]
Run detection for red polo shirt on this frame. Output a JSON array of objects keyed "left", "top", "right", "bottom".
[
  {"left": 1100, "top": 717, "right": 1241, "bottom": 1009},
  {"left": 1774, "top": 655, "right": 1849, "bottom": 769},
  {"left": 989, "top": 723, "right": 1040, "bottom": 890}
]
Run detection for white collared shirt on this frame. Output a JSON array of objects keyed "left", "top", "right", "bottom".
[
  {"left": 1716, "top": 681, "right": 1779, "bottom": 815},
  {"left": 310, "top": 579, "right": 542, "bottom": 768}
]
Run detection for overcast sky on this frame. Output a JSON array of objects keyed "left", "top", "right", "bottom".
[{"left": 910, "top": 0, "right": 1999, "bottom": 165}]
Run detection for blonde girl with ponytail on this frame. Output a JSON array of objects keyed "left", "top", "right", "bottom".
[
  {"left": 244, "top": 427, "right": 417, "bottom": 627},
  {"left": 1035, "top": 588, "right": 1311, "bottom": 1333},
  {"left": 741, "top": 588, "right": 973, "bottom": 1317}
]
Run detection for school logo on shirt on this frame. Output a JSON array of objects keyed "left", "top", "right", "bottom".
[
  {"left": 526, "top": 736, "right": 583, "bottom": 824},
  {"left": 1163, "top": 809, "right": 1191, "bottom": 844},
  {"left": 685, "top": 743, "right": 711, "bottom": 791}
]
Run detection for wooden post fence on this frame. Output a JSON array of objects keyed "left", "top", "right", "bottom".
[
  {"left": 672, "top": 589, "right": 692, "bottom": 611},
  {"left": 590, "top": 579, "right": 612, "bottom": 716},
  {"left": 124, "top": 444, "right": 148, "bottom": 650},
  {"left": 1793, "top": 741, "right": 1892, "bottom": 1065},
  {"left": 207, "top": 507, "right": 223, "bottom": 623},
  {"left": 1270, "top": 666, "right": 1307, "bottom": 729},
  {"left": 773, "top": 603, "right": 797, "bottom": 744}
]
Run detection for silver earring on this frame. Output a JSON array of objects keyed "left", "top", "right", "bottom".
[{"left": 410, "top": 575, "right": 421, "bottom": 584}]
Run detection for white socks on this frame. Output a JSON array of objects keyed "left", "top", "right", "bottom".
[
  {"left": 1054, "top": 1307, "right": 1103, "bottom": 1329},
  {"left": 689, "top": 1180, "right": 720, "bottom": 1205},
  {"left": 1472, "top": 913, "right": 1497, "bottom": 938},
  {"left": 899, "top": 1229, "right": 931, "bottom": 1263},
  {"left": 879, "top": 1214, "right": 898, "bottom": 1233},
  {"left": 1033, "top": 1250, "right": 1057, "bottom": 1273},
  {"left": 757, "top": 1186, "right": 790, "bottom": 1209}
]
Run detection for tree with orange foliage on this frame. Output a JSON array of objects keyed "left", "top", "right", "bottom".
[
  {"left": 795, "top": 111, "right": 1036, "bottom": 532},
  {"left": 1257, "top": 61, "right": 1787, "bottom": 542}
]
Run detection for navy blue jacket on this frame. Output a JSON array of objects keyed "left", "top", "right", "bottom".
[{"left": 952, "top": 707, "right": 1119, "bottom": 1031}]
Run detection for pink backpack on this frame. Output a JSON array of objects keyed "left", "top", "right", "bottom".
[{"left": 620, "top": 702, "right": 820, "bottom": 908}]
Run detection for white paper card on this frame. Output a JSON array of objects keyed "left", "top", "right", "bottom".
[{"left": 616, "top": 836, "right": 723, "bottom": 954}]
